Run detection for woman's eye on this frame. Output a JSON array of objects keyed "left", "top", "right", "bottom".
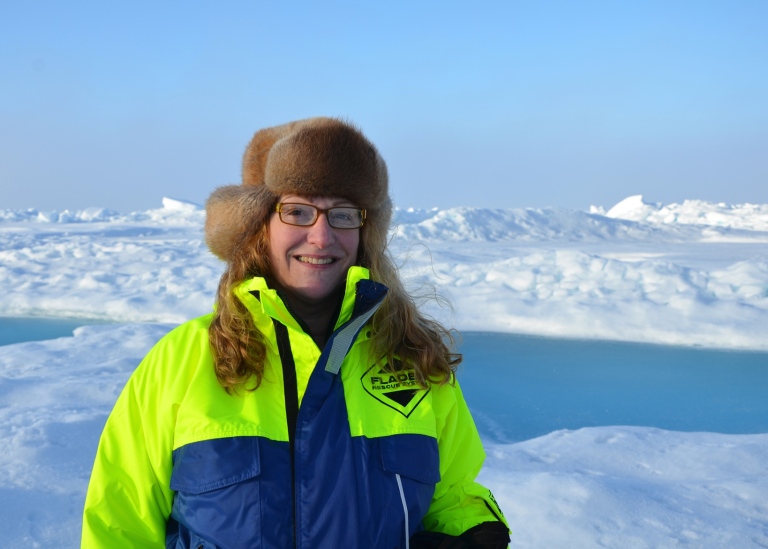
[
  {"left": 331, "top": 210, "right": 353, "bottom": 222},
  {"left": 284, "top": 206, "right": 311, "bottom": 218}
]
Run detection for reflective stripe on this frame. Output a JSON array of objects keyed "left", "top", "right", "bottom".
[
  {"left": 325, "top": 301, "right": 381, "bottom": 374},
  {"left": 395, "top": 473, "right": 409, "bottom": 549}
]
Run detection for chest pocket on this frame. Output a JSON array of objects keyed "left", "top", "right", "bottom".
[
  {"left": 168, "top": 437, "right": 262, "bottom": 549},
  {"left": 378, "top": 434, "right": 441, "bottom": 547},
  {"left": 170, "top": 437, "right": 261, "bottom": 493}
]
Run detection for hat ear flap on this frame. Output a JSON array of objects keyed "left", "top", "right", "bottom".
[{"left": 205, "top": 185, "right": 276, "bottom": 261}]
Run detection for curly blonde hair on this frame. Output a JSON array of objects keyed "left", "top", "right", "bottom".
[{"left": 208, "top": 207, "right": 461, "bottom": 393}]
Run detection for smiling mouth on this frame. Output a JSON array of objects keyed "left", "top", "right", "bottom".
[{"left": 297, "top": 256, "right": 335, "bottom": 265}]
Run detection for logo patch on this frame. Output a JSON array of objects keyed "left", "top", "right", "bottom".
[{"left": 361, "top": 359, "right": 429, "bottom": 417}]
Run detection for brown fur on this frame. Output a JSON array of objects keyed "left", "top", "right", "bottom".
[
  {"left": 207, "top": 117, "right": 389, "bottom": 262},
  {"left": 205, "top": 185, "right": 276, "bottom": 261}
]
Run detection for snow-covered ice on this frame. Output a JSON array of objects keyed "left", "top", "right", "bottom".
[
  {"left": 2, "top": 195, "right": 767, "bottom": 349},
  {"left": 1, "top": 195, "right": 767, "bottom": 547}
]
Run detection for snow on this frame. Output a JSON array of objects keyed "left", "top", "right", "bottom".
[
  {"left": 1, "top": 195, "right": 767, "bottom": 547},
  {"left": 602, "top": 194, "right": 768, "bottom": 232}
]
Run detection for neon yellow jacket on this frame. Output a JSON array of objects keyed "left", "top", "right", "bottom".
[{"left": 82, "top": 267, "right": 507, "bottom": 548}]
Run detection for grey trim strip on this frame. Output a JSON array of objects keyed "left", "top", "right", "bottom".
[
  {"left": 396, "top": 473, "right": 409, "bottom": 549},
  {"left": 324, "top": 302, "right": 381, "bottom": 374}
]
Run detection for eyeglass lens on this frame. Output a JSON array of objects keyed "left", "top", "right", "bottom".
[{"left": 278, "top": 203, "right": 363, "bottom": 229}]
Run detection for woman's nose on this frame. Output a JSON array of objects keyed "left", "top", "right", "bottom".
[{"left": 306, "top": 213, "right": 336, "bottom": 247}]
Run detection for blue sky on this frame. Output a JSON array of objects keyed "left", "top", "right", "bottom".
[{"left": 1, "top": 1, "right": 766, "bottom": 212}]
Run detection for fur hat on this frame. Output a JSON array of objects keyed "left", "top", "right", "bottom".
[{"left": 205, "top": 117, "right": 391, "bottom": 261}]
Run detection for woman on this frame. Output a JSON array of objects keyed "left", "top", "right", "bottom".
[{"left": 82, "top": 117, "right": 510, "bottom": 548}]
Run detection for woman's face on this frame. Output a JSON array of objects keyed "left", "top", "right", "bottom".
[{"left": 268, "top": 195, "right": 360, "bottom": 307}]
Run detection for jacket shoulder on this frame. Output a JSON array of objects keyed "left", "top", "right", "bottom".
[
  {"left": 125, "top": 314, "right": 215, "bottom": 402},
  {"left": 159, "top": 313, "right": 213, "bottom": 345}
]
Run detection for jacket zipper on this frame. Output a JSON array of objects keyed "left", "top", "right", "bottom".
[{"left": 273, "top": 319, "right": 299, "bottom": 549}]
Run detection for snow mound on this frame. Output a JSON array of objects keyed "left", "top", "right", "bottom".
[{"left": 603, "top": 195, "right": 768, "bottom": 231}]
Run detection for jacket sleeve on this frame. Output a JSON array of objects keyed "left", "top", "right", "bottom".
[
  {"left": 81, "top": 334, "right": 180, "bottom": 548},
  {"left": 420, "top": 378, "right": 510, "bottom": 544}
]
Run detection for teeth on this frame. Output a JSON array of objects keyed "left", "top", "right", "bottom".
[{"left": 298, "top": 256, "right": 334, "bottom": 265}]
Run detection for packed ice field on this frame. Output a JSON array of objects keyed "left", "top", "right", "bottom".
[{"left": 1, "top": 195, "right": 767, "bottom": 547}]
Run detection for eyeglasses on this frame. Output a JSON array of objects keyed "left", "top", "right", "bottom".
[{"left": 275, "top": 203, "right": 366, "bottom": 229}]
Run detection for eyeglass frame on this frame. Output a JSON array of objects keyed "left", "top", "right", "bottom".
[{"left": 274, "top": 202, "right": 367, "bottom": 229}]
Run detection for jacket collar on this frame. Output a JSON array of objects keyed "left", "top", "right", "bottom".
[{"left": 233, "top": 266, "right": 380, "bottom": 335}]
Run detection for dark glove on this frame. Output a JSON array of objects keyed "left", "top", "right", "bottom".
[{"left": 409, "top": 521, "right": 510, "bottom": 549}]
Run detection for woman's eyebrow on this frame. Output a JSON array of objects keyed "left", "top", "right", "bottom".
[{"left": 282, "top": 196, "right": 356, "bottom": 207}]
